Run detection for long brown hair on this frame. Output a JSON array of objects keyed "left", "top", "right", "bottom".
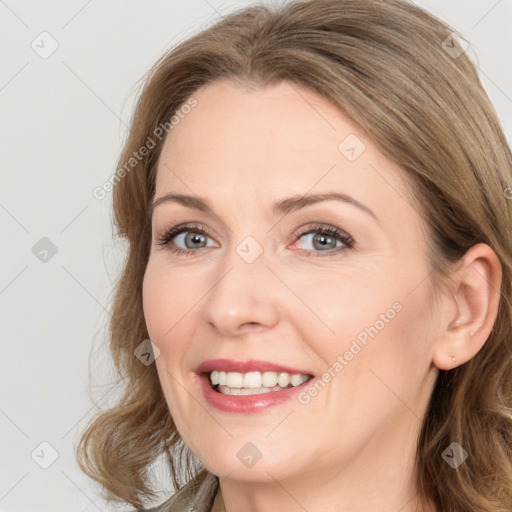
[{"left": 76, "top": 0, "right": 512, "bottom": 510}]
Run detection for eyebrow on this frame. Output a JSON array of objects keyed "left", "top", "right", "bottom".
[{"left": 149, "top": 191, "right": 379, "bottom": 224}]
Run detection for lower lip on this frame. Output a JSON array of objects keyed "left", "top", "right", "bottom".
[{"left": 198, "top": 373, "right": 313, "bottom": 414}]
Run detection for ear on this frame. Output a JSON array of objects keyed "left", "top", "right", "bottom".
[{"left": 432, "top": 243, "right": 502, "bottom": 370}]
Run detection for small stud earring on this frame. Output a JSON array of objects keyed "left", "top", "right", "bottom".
[{"left": 449, "top": 353, "right": 456, "bottom": 362}]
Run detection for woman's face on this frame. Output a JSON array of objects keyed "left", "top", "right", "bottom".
[{"left": 143, "top": 79, "right": 443, "bottom": 486}]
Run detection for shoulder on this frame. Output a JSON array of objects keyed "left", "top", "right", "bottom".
[{"left": 139, "top": 470, "right": 219, "bottom": 512}]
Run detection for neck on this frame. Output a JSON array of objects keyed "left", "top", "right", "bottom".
[{"left": 212, "top": 471, "right": 437, "bottom": 512}]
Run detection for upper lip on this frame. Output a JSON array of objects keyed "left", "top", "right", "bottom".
[{"left": 196, "top": 358, "right": 313, "bottom": 375}]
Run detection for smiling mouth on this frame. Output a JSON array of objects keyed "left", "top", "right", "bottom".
[{"left": 208, "top": 370, "right": 313, "bottom": 396}]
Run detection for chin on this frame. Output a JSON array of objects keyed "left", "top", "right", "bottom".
[{"left": 187, "top": 436, "right": 304, "bottom": 483}]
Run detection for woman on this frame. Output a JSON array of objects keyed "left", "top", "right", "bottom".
[{"left": 76, "top": 0, "right": 512, "bottom": 510}]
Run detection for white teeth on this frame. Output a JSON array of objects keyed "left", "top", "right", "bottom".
[
  {"left": 291, "top": 373, "right": 309, "bottom": 386},
  {"left": 226, "top": 372, "right": 243, "bottom": 388},
  {"left": 243, "top": 372, "right": 262, "bottom": 388},
  {"left": 262, "top": 372, "right": 278, "bottom": 387},
  {"left": 218, "top": 385, "right": 274, "bottom": 396},
  {"left": 277, "top": 372, "right": 290, "bottom": 387},
  {"left": 216, "top": 382, "right": 308, "bottom": 395},
  {"left": 208, "top": 370, "right": 311, "bottom": 394}
]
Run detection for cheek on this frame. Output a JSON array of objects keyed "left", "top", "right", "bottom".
[
  {"left": 142, "top": 260, "right": 198, "bottom": 343},
  {"left": 142, "top": 265, "right": 167, "bottom": 342},
  {"left": 339, "top": 284, "right": 437, "bottom": 415},
  {"left": 285, "top": 265, "right": 400, "bottom": 352},
  {"left": 302, "top": 265, "right": 434, "bottom": 385},
  {"left": 142, "top": 263, "right": 198, "bottom": 422}
]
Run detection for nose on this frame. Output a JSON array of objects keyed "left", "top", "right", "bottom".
[{"left": 201, "top": 243, "right": 281, "bottom": 337}]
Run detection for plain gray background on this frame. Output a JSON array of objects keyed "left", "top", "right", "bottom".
[{"left": 1, "top": 1, "right": 511, "bottom": 511}]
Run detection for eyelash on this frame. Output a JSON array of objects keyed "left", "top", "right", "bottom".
[{"left": 155, "top": 223, "right": 355, "bottom": 258}]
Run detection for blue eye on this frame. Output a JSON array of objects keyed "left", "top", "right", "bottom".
[
  {"left": 294, "top": 225, "right": 354, "bottom": 256},
  {"left": 156, "top": 224, "right": 214, "bottom": 256},
  {"left": 155, "top": 223, "right": 355, "bottom": 257}
]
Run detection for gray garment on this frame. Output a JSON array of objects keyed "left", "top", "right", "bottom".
[{"left": 141, "top": 471, "right": 219, "bottom": 512}]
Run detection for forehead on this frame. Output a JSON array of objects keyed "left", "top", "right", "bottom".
[
  {"left": 160, "top": 79, "right": 356, "bottom": 174},
  {"left": 155, "top": 79, "right": 415, "bottom": 223}
]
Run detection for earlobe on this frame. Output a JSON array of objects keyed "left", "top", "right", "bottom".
[{"left": 432, "top": 243, "right": 502, "bottom": 371}]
